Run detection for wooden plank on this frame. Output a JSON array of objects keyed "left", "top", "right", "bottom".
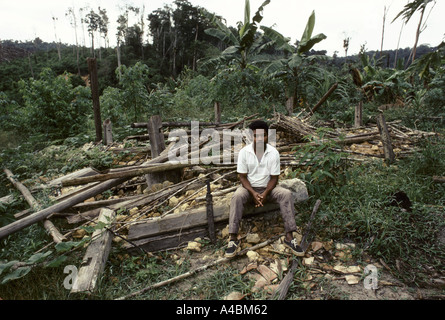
[
  {"left": 147, "top": 115, "right": 165, "bottom": 158},
  {"left": 71, "top": 208, "right": 116, "bottom": 294},
  {"left": 126, "top": 203, "right": 281, "bottom": 243}
]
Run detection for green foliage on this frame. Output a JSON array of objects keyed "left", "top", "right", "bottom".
[
  {"left": 101, "top": 62, "right": 151, "bottom": 125},
  {"left": 290, "top": 129, "right": 350, "bottom": 198},
  {"left": 16, "top": 68, "right": 91, "bottom": 140},
  {"left": 202, "top": 0, "right": 271, "bottom": 70}
]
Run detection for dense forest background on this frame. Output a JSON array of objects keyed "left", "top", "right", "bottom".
[{"left": 1, "top": 0, "right": 442, "bottom": 142}]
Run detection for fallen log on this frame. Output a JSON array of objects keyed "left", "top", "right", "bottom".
[
  {"left": 71, "top": 208, "right": 116, "bottom": 294},
  {"left": 3, "top": 168, "right": 66, "bottom": 243},
  {"left": 0, "top": 177, "right": 128, "bottom": 239},
  {"left": 60, "top": 162, "right": 191, "bottom": 187}
]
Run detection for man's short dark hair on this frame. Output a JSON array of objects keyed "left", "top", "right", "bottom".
[{"left": 249, "top": 120, "right": 269, "bottom": 132}]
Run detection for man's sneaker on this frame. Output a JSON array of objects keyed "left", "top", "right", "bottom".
[
  {"left": 284, "top": 238, "right": 305, "bottom": 257},
  {"left": 225, "top": 239, "right": 240, "bottom": 258}
]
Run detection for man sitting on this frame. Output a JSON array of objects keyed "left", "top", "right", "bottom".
[{"left": 225, "top": 120, "right": 304, "bottom": 258}]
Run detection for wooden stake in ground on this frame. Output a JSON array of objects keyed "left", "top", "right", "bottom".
[
  {"left": 71, "top": 208, "right": 116, "bottom": 294},
  {"left": 103, "top": 118, "right": 113, "bottom": 145},
  {"left": 355, "top": 101, "right": 363, "bottom": 128},
  {"left": 205, "top": 179, "right": 216, "bottom": 244},
  {"left": 376, "top": 112, "right": 395, "bottom": 164}
]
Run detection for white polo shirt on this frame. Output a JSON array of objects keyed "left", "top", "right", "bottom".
[{"left": 237, "top": 143, "right": 280, "bottom": 188}]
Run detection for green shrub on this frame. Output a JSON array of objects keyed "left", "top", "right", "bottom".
[{"left": 16, "top": 68, "right": 91, "bottom": 140}]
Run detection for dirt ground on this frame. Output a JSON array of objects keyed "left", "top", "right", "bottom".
[{"left": 167, "top": 212, "right": 444, "bottom": 301}]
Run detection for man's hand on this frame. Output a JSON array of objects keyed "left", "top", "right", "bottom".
[
  {"left": 252, "top": 191, "right": 264, "bottom": 207},
  {"left": 252, "top": 191, "right": 269, "bottom": 207}
]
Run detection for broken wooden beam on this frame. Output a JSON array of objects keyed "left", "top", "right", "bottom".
[
  {"left": 354, "top": 101, "right": 363, "bottom": 128},
  {"left": 311, "top": 82, "right": 338, "bottom": 114},
  {"left": 3, "top": 168, "right": 40, "bottom": 209},
  {"left": 71, "top": 208, "right": 116, "bottom": 294},
  {"left": 272, "top": 199, "right": 321, "bottom": 300},
  {"left": 103, "top": 118, "right": 113, "bottom": 146},
  {"left": 0, "top": 176, "right": 128, "bottom": 239},
  {"left": 3, "top": 168, "right": 66, "bottom": 243}
]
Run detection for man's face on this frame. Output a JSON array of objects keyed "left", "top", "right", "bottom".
[{"left": 253, "top": 129, "right": 268, "bottom": 147}]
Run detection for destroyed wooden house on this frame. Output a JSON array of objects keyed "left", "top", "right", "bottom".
[{"left": 0, "top": 112, "right": 439, "bottom": 295}]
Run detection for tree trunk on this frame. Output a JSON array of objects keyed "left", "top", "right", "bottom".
[
  {"left": 412, "top": 6, "right": 426, "bottom": 63},
  {"left": 285, "top": 96, "right": 295, "bottom": 116},
  {"left": 87, "top": 57, "right": 102, "bottom": 143}
]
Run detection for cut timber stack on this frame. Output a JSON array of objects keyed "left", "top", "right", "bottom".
[{"left": 123, "top": 178, "right": 308, "bottom": 253}]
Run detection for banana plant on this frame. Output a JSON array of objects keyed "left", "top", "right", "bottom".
[
  {"left": 260, "top": 10, "right": 327, "bottom": 115},
  {"left": 406, "top": 41, "right": 445, "bottom": 85},
  {"left": 202, "top": 0, "right": 270, "bottom": 70}
]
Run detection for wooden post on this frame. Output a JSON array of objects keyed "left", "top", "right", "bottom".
[
  {"left": 87, "top": 57, "right": 102, "bottom": 143},
  {"left": 354, "top": 101, "right": 363, "bottom": 128},
  {"left": 205, "top": 179, "right": 216, "bottom": 244},
  {"left": 145, "top": 115, "right": 180, "bottom": 189},
  {"left": 376, "top": 112, "right": 395, "bottom": 164},
  {"left": 147, "top": 115, "right": 165, "bottom": 158},
  {"left": 214, "top": 102, "right": 221, "bottom": 124},
  {"left": 71, "top": 208, "right": 116, "bottom": 294},
  {"left": 103, "top": 119, "right": 113, "bottom": 145}
]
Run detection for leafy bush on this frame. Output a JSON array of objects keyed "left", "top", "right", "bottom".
[
  {"left": 101, "top": 62, "right": 151, "bottom": 125},
  {"left": 16, "top": 68, "right": 91, "bottom": 140}
]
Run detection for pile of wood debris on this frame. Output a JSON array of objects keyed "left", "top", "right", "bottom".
[{"left": 0, "top": 112, "right": 440, "bottom": 296}]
